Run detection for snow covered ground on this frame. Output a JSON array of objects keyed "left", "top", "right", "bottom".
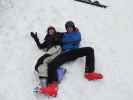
[{"left": 0, "top": 0, "right": 133, "bottom": 100}]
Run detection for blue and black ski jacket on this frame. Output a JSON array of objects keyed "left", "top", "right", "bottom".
[{"left": 62, "top": 31, "right": 81, "bottom": 52}]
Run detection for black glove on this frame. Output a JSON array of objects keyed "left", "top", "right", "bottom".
[{"left": 30, "top": 32, "right": 37, "bottom": 38}]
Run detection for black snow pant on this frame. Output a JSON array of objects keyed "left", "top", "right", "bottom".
[{"left": 47, "top": 47, "right": 95, "bottom": 84}]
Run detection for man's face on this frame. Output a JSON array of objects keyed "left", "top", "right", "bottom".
[{"left": 66, "top": 27, "right": 74, "bottom": 32}]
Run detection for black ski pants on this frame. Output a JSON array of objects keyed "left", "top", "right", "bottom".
[{"left": 47, "top": 47, "right": 95, "bottom": 84}]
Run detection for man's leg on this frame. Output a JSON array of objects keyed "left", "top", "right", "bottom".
[
  {"left": 47, "top": 47, "right": 96, "bottom": 84},
  {"left": 40, "top": 47, "right": 102, "bottom": 96},
  {"left": 75, "top": 47, "right": 95, "bottom": 73},
  {"left": 74, "top": 47, "right": 102, "bottom": 80}
]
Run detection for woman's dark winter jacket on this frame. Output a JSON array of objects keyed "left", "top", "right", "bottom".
[{"left": 31, "top": 32, "right": 62, "bottom": 51}]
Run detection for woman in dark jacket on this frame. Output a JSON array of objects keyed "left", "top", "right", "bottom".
[{"left": 31, "top": 26, "right": 65, "bottom": 88}]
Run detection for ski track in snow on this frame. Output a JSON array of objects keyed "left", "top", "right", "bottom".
[{"left": 0, "top": 0, "right": 133, "bottom": 100}]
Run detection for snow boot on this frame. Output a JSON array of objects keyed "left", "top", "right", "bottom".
[
  {"left": 84, "top": 72, "right": 103, "bottom": 80},
  {"left": 39, "top": 82, "right": 58, "bottom": 97}
]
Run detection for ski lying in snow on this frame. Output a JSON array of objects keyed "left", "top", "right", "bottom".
[{"left": 75, "top": 0, "right": 108, "bottom": 8}]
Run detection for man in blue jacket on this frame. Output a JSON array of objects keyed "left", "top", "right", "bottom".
[{"left": 39, "top": 21, "right": 103, "bottom": 96}]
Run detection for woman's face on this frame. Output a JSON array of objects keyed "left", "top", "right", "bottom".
[{"left": 48, "top": 28, "right": 55, "bottom": 35}]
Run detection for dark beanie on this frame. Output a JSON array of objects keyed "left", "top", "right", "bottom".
[
  {"left": 47, "top": 26, "right": 56, "bottom": 33},
  {"left": 65, "top": 21, "right": 76, "bottom": 30}
]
